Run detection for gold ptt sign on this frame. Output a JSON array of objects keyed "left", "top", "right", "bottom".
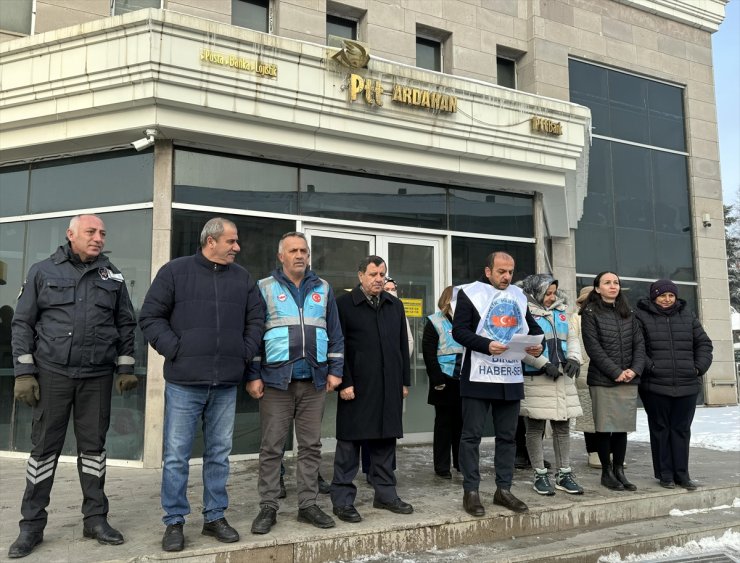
[
  {"left": 348, "top": 74, "right": 457, "bottom": 114},
  {"left": 530, "top": 116, "right": 563, "bottom": 136}
]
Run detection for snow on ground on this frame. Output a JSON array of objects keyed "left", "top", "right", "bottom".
[
  {"left": 598, "top": 530, "right": 740, "bottom": 562},
  {"left": 629, "top": 405, "right": 740, "bottom": 452},
  {"left": 669, "top": 497, "right": 740, "bottom": 516}
]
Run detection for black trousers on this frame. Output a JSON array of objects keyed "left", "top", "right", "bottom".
[
  {"left": 19, "top": 370, "right": 112, "bottom": 532},
  {"left": 640, "top": 388, "right": 697, "bottom": 482},
  {"left": 331, "top": 438, "right": 398, "bottom": 507},
  {"left": 459, "top": 397, "right": 519, "bottom": 492},
  {"left": 433, "top": 402, "right": 462, "bottom": 474}
]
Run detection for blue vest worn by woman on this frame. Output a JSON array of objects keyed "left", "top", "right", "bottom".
[
  {"left": 259, "top": 276, "right": 330, "bottom": 366},
  {"left": 524, "top": 307, "right": 569, "bottom": 375},
  {"left": 428, "top": 311, "right": 464, "bottom": 379}
]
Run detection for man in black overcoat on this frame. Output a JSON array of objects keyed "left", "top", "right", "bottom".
[{"left": 330, "top": 255, "right": 412, "bottom": 523}]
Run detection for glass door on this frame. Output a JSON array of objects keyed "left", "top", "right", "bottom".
[{"left": 305, "top": 227, "right": 442, "bottom": 442}]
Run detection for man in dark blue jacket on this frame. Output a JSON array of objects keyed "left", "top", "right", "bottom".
[
  {"left": 139, "top": 217, "right": 264, "bottom": 552},
  {"left": 247, "top": 232, "right": 343, "bottom": 534},
  {"left": 8, "top": 214, "right": 137, "bottom": 559}
]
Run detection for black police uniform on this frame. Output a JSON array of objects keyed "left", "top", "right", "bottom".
[{"left": 11, "top": 244, "right": 136, "bottom": 532}]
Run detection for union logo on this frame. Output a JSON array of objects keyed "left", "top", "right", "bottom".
[
  {"left": 482, "top": 298, "right": 522, "bottom": 344},
  {"left": 98, "top": 268, "right": 109, "bottom": 280},
  {"left": 312, "top": 293, "right": 321, "bottom": 303},
  {"left": 278, "top": 294, "right": 287, "bottom": 302},
  {"left": 559, "top": 313, "right": 567, "bottom": 321}
]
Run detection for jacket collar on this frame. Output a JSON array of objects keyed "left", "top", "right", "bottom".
[
  {"left": 350, "top": 284, "right": 388, "bottom": 307},
  {"left": 195, "top": 247, "right": 230, "bottom": 271},
  {"left": 272, "top": 266, "right": 319, "bottom": 289},
  {"left": 52, "top": 244, "right": 109, "bottom": 268}
]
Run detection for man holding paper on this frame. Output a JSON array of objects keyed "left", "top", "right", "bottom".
[{"left": 452, "top": 252, "right": 543, "bottom": 517}]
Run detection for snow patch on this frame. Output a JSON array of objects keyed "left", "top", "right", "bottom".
[
  {"left": 598, "top": 529, "right": 740, "bottom": 561},
  {"left": 669, "top": 497, "right": 740, "bottom": 516}
]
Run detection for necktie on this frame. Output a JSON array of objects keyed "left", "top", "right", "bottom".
[{"left": 371, "top": 296, "right": 379, "bottom": 308}]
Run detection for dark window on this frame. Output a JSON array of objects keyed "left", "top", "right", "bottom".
[
  {"left": 233, "top": 0, "right": 269, "bottom": 32},
  {"left": 0, "top": 166, "right": 29, "bottom": 217},
  {"left": 449, "top": 189, "right": 533, "bottom": 237},
  {"left": 569, "top": 59, "right": 685, "bottom": 151},
  {"left": 174, "top": 150, "right": 298, "bottom": 214},
  {"left": 327, "top": 14, "right": 356, "bottom": 40},
  {"left": 113, "top": 0, "right": 161, "bottom": 15},
  {"left": 0, "top": 0, "right": 32, "bottom": 34},
  {"left": 575, "top": 139, "right": 693, "bottom": 281},
  {"left": 28, "top": 151, "right": 153, "bottom": 214},
  {"left": 452, "top": 237, "right": 535, "bottom": 286},
  {"left": 172, "top": 210, "right": 294, "bottom": 456},
  {"left": 497, "top": 57, "right": 516, "bottom": 89},
  {"left": 416, "top": 37, "right": 441, "bottom": 72},
  {"left": 300, "top": 169, "right": 446, "bottom": 229}
]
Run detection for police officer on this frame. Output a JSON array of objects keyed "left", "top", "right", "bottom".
[
  {"left": 9, "top": 214, "right": 137, "bottom": 559},
  {"left": 247, "top": 232, "right": 343, "bottom": 534}
]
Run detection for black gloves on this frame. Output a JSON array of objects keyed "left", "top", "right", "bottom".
[
  {"left": 563, "top": 359, "right": 581, "bottom": 379},
  {"left": 543, "top": 363, "right": 561, "bottom": 379}
]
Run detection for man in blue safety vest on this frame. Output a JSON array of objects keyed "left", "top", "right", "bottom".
[{"left": 247, "top": 232, "right": 344, "bottom": 534}]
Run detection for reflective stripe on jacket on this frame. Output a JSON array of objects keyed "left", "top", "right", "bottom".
[{"left": 428, "top": 311, "right": 463, "bottom": 378}]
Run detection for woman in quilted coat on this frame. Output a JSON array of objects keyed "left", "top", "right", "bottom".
[
  {"left": 635, "top": 279, "right": 713, "bottom": 491},
  {"left": 519, "top": 275, "right": 583, "bottom": 496},
  {"left": 580, "top": 272, "right": 646, "bottom": 492}
]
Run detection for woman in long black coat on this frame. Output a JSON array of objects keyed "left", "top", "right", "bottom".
[{"left": 635, "top": 279, "right": 713, "bottom": 491}]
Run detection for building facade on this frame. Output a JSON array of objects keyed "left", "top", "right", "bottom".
[{"left": 0, "top": 0, "right": 734, "bottom": 468}]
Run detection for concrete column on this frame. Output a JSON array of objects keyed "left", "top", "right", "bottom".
[{"left": 142, "top": 139, "right": 173, "bottom": 469}]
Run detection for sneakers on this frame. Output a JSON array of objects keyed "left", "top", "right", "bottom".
[
  {"left": 532, "top": 468, "right": 555, "bottom": 496},
  {"left": 554, "top": 468, "right": 584, "bottom": 495}
]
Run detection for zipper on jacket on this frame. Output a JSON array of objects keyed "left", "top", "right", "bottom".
[
  {"left": 213, "top": 263, "right": 220, "bottom": 386},
  {"left": 299, "top": 307, "right": 306, "bottom": 359},
  {"left": 667, "top": 316, "right": 677, "bottom": 387}
]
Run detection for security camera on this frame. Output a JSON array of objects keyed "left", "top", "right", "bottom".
[
  {"left": 702, "top": 213, "right": 711, "bottom": 228},
  {"left": 131, "top": 128, "right": 158, "bottom": 151}
]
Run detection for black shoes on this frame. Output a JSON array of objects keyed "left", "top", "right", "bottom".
[
  {"left": 318, "top": 473, "right": 332, "bottom": 495},
  {"left": 202, "top": 517, "right": 239, "bottom": 543},
  {"left": 373, "top": 497, "right": 414, "bottom": 514},
  {"left": 435, "top": 470, "right": 453, "bottom": 479},
  {"left": 162, "top": 523, "right": 184, "bottom": 552},
  {"left": 677, "top": 479, "right": 698, "bottom": 491},
  {"left": 614, "top": 466, "right": 637, "bottom": 491},
  {"left": 82, "top": 520, "right": 124, "bottom": 545},
  {"left": 493, "top": 488, "right": 529, "bottom": 513},
  {"left": 659, "top": 479, "right": 675, "bottom": 489},
  {"left": 251, "top": 506, "right": 277, "bottom": 534},
  {"left": 463, "top": 490, "right": 485, "bottom": 517},
  {"left": 278, "top": 474, "right": 287, "bottom": 499},
  {"left": 600, "top": 464, "right": 625, "bottom": 491},
  {"left": 333, "top": 504, "right": 362, "bottom": 523},
  {"left": 8, "top": 530, "right": 43, "bottom": 559},
  {"left": 297, "top": 505, "right": 336, "bottom": 528}
]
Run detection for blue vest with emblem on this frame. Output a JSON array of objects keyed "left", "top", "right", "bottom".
[
  {"left": 523, "top": 309, "right": 568, "bottom": 375},
  {"left": 258, "top": 276, "right": 329, "bottom": 367},
  {"left": 428, "top": 311, "right": 464, "bottom": 378}
]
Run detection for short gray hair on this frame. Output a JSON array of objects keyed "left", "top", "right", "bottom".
[
  {"left": 200, "top": 217, "right": 236, "bottom": 247},
  {"left": 278, "top": 231, "right": 309, "bottom": 254},
  {"left": 68, "top": 214, "right": 101, "bottom": 232}
]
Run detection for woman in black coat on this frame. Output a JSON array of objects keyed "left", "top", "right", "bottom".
[
  {"left": 422, "top": 286, "right": 463, "bottom": 479},
  {"left": 580, "top": 271, "right": 646, "bottom": 492},
  {"left": 635, "top": 279, "right": 713, "bottom": 491}
]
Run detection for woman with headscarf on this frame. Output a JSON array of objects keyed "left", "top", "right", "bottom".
[
  {"left": 635, "top": 279, "right": 713, "bottom": 490},
  {"left": 580, "top": 271, "right": 646, "bottom": 492},
  {"left": 519, "top": 275, "right": 583, "bottom": 496},
  {"left": 422, "top": 286, "right": 464, "bottom": 479}
]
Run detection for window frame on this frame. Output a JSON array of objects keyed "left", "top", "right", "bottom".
[{"left": 111, "top": 0, "right": 162, "bottom": 16}]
